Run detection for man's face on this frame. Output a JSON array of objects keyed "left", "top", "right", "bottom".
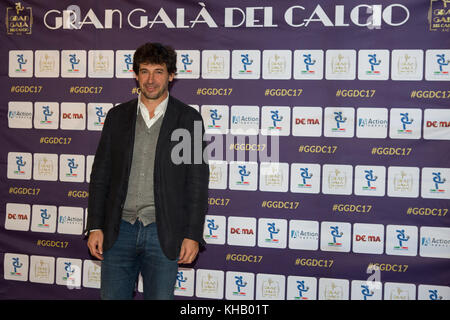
[{"left": 135, "top": 62, "right": 174, "bottom": 102}]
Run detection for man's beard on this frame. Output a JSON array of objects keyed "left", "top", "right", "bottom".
[{"left": 141, "top": 85, "right": 167, "bottom": 101}]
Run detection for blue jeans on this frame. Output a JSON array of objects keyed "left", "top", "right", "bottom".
[{"left": 101, "top": 220, "right": 178, "bottom": 300}]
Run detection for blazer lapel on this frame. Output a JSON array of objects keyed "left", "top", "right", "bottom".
[
  {"left": 155, "top": 96, "right": 179, "bottom": 164},
  {"left": 123, "top": 99, "right": 138, "bottom": 175}
]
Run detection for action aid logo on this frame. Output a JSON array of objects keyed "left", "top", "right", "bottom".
[
  {"left": 8, "top": 101, "right": 33, "bottom": 129},
  {"left": 420, "top": 226, "right": 450, "bottom": 259}
]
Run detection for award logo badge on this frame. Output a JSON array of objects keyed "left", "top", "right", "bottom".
[{"left": 6, "top": 2, "right": 32, "bottom": 35}]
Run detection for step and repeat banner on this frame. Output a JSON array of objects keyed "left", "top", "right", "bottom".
[{"left": 1, "top": 0, "right": 449, "bottom": 300}]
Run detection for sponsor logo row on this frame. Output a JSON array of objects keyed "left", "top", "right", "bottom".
[
  {"left": 203, "top": 216, "right": 450, "bottom": 258},
  {"left": 209, "top": 161, "right": 450, "bottom": 199},
  {"left": 4, "top": 254, "right": 449, "bottom": 300},
  {"left": 200, "top": 106, "right": 450, "bottom": 140},
  {"left": 5, "top": 203, "right": 87, "bottom": 235},
  {"left": 7, "top": 152, "right": 450, "bottom": 200},
  {"left": 179, "top": 270, "right": 449, "bottom": 300},
  {"left": 8, "top": 49, "right": 450, "bottom": 81},
  {"left": 6, "top": 202, "right": 449, "bottom": 258},
  {"left": 7, "top": 151, "right": 450, "bottom": 200},
  {"left": 8, "top": 101, "right": 450, "bottom": 141}
]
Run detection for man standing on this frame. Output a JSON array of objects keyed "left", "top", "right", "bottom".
[{"left": 85, "top": 43, "right": 209, "bottom": 300}]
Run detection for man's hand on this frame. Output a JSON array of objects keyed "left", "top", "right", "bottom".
[
  {"left": 87, "top": 230, "right": 104, "bottom": 260},
  {"left": 178, "top": 238, "right": 199, "bottom": 264}
]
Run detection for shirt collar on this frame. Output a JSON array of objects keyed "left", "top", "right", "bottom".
[{"left": 137, "top": 93, "right": 169, "bottom": 118}]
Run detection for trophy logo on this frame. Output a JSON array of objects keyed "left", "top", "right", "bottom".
[
  {"left": 268, "top": 54, "right": 286, "bottom": 74},
  {"left": 389, "top": 287, "right": 410, "bottom": 300},
  {"left": 6, "top": 2, "right": 32, "bottom": 35},
  {"left": 39, "top": 53, "right": 56, "bottom": 73},
  {"left": 207, "top": 55, "right": 225, "bottom": 74},
  {"left": 324, "top": 282, "right": 343, "bottom": 300},
  {"left": 209, "top": 164, "right": 222, "bottom": 184},
  {"left": 264, "top": 167, "right": 283, "bottom": 187},
  {"left": 34, "top": 260, "right": 50, "bottom": 281},
  {"left": 328, "top": 169, "right": 347, "bottom": 190},
  {"left": 38, "top": 157, "right": 54, "bottom": 176},
  {"left": 87, "top": 264, "right": 101, "bottom": 283},
  {"left": 331, "top": 54, "right": 350, "bottom": 74},
  {"left": 201, "top": 273, "right": 218, "bottom": 294},
  {"left": 261, "top": 278, "right": 279, "bottom": 298},
  {"left": 397, "top": 54, "right": 418, "bottom": 75},
  {"left": 93, "top": 53, "right": 109, "bottom": 73},
  {"left": 393, "top": 171, "right": 413, "bottom": 192}
]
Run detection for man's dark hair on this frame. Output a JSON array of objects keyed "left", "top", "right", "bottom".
[{"left": 133, "top": 42, "right": 177, "bottom": 75}]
